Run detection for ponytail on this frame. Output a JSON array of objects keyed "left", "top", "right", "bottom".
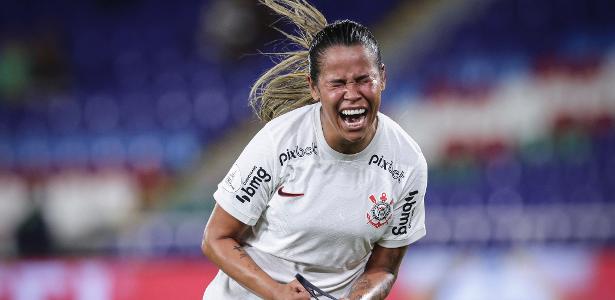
[{"left": 250, "top": 0, "right": 327, "bottom": 122}]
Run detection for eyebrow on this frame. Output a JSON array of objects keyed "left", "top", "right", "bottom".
[{"left": 326, "top": 74, "right": 372, "bottom": 84}]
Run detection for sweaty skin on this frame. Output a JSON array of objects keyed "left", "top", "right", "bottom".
[
  {"left": 341, "top": 245, "right": 407, "bottom": 300},
  {"left": 308, "top": 44, "right": 386, "bottom": 154},
  {"left": 202, "top": 205, "right": 311, "bottom": 300}
]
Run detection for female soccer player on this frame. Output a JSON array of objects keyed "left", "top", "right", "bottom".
[{"left": 201, "top": 1, "right": 427, "bottom": 299}]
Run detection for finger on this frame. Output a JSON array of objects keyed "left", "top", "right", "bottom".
[
  {"left": 285, "top": 284, "right": 310, "bottom": 300},
  {"left": 290, "top": 281, "right": 311, "bottom": 299},
  {"left": 288, "top": 279, "right": 308, "bottom": 292},
  {"left": 297, "top": 289, "right": 311, "bottom": 300}
]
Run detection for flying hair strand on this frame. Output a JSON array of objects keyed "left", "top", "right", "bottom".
[{"left": 250, "top": 0, "right": 328, "bottom": 121}]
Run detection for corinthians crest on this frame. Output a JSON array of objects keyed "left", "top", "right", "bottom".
[{"left": 366, "top": 192, "right": 393, "bottom": 228}]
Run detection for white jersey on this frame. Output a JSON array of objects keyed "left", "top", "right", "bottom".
[{"left": 204, "top": 102, "right": 427, "bottom": 299}]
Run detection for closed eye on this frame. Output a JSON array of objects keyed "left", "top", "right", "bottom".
[
  {"left": 328, "top": 80, "right": 345, "bottom": 88},
  {"left": 356, "top": 75, "right": 371, "bottom": 84}
]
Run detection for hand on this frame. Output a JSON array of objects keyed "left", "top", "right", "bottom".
[{"left": 271, "top": 279, "right": 311, "bottom": 300}]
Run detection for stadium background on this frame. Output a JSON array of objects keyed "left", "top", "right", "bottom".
[{"left": 0, "top": 0, "right": 614, "bottom": 299}]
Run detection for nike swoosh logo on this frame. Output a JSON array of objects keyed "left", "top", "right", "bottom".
[{"left": 277, "top": 186, "right": 304, "bottom": 197}]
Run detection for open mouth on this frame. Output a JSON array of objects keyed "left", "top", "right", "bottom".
[{"left": 339, "top": 108, "right": 368, "bottom": 130}]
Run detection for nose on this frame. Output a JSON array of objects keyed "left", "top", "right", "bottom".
[{"left": 343, "top": 82, "right": 361, "bottom": 100}]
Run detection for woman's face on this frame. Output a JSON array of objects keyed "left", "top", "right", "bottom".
[{"left": 309, "top": 44, "right": 386, "bottom": 154}]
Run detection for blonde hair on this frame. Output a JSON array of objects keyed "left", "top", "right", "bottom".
[{"left": 250, "top": 0, "right": 327, "bottom": 122}]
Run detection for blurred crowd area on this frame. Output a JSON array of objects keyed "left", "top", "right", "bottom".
[{"left": 0, "top": 0, "right": 614, "bottom": 299}]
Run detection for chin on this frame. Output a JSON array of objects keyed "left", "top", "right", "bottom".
[{"left": 342, "top": 131, "right": 367, "bottom": 144}]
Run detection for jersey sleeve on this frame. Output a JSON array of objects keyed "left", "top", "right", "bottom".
[
  {"left": 213, "top": 126, "right": 277, "bottom": 226},
  {"left": 377, "top": 154, "right": 427, "bottom": 248}
]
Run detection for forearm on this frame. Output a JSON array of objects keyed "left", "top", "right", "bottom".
[
  {"left": 203, "top": 237, "right": 279, "bottom": 299},
  {"left": 345, "top": 270, "right": 396, "bottom": 300}
]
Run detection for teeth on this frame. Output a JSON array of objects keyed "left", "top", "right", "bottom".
[{"left": 340, "top": 108, "right": 366, "bottom": 116}]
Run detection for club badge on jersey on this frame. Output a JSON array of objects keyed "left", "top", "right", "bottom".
[{"left": 366, "top": 192, "right": 393, "bottom": 228}]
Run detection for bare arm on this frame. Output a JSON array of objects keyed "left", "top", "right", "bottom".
[
  {"left": 201, "top": 204, "right": 309, "bottom": 300},
  {"left": 343, "top": 245, "right": 408, "bottom": 300}
]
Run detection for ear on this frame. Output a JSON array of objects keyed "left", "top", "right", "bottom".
[
  {"left": 307, "top": 75, "right": 320, "bottom": 101},
  {"left": 380, "top": 63, "right": 386, "bottom": 92}
]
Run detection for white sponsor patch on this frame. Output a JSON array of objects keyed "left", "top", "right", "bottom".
[{"left": 221, "top": 164, "right": 241, "bottom": 193}]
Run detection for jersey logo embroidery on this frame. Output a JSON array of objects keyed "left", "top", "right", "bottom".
[
  {"left": 277, "top": 186, "right": 304, "bottom": 197},
  {"left": 366, "top": 192, "right": 393, "bottom": 228}
]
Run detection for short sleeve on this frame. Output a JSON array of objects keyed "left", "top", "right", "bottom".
[
  {"left": 377, "top": 154, "right": 427, "bottom": 248},
  {"left": 213, "top": 127, "right": 277, "bottom": 226}
]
